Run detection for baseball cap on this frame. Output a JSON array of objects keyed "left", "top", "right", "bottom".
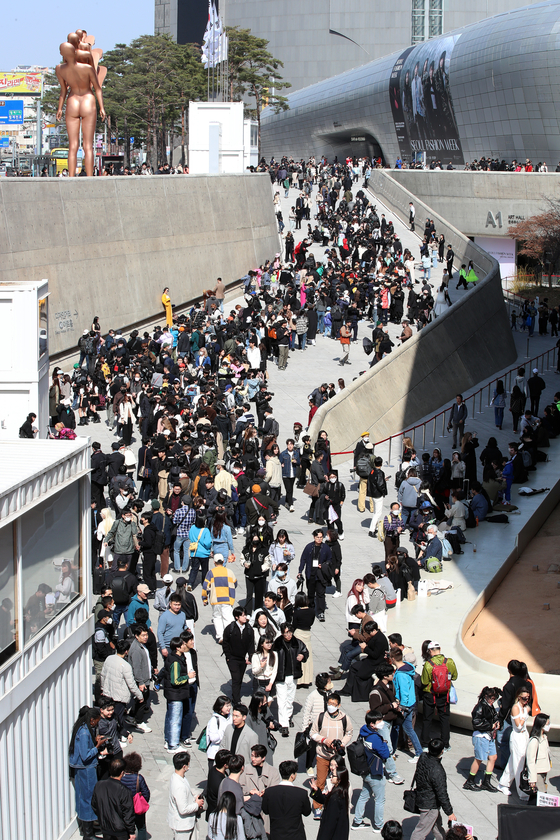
[
  {"left": 532, "top": 368, "right": 539, "bottom": 374},
  {"left": 427, "top": 641, "right": 441, "bottom": 650},
  {"left": 162, "top": 574, "right": 173, "bottom": 583},
  {"left": 216, "top": 459, "right": 225, "bottom": 466},
  {"left": 421, "top": 500, "right": 432, "bottom": 509},
  {"left": 252, "top": 484, "right": 261, "bottom": 493},
  {"left": 137, "top": 583, "right": 150, "bottom": 594},
  {"left": 98, "top": 609, "right": 111, "bottom": 619},
  {"left": 176, "top": 576, "right": 187, "bottom": 586}
]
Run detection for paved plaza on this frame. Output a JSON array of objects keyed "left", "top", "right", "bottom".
[{"left": 71, "top": 180, "right": 560, "bottom": 839}]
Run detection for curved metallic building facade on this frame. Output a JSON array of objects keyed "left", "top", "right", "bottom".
[{"left": 261, "top": 0, "right": 560, "bottom": 166}]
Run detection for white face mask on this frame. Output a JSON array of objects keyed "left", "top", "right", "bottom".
[
  {"left": 375, "top": 722, "right": 385, "bottom": 730},
  {"left": 363, "top": 437, "right": 370, "bottom": 443},
  {"left": 327, "top": 704, "right": 338, "bottom": 715},
  {"left": 427, "top": 532, "right": 435, "bottom": 540},
  {"left": 544, "top": 724, "right": 551, "bottom": 732},
  {"left": 105, "top": 617, "right": 113, "bottom": 624},
  {"left": 329, "top": 477, "right": 336, "bottom": 484},
  {"left": 258, "top": 519, "right": 265, "bottom": 527}
]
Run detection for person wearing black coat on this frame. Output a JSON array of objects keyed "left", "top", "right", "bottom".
[
  {"left": 91, "top": 444, "right": 108, "bottom": 511},
  {"left": 496, "top": 659, "right": 533, "bottom": 770},
  {"left": 139, "top": 512, "right": 158, "bottom": 593},
  {"left": 262, "top": 761, "right": 311, "bottom": 840},
  {"left": 222, "top": 607, "right": 255, "bottom": 703},
  {"left": 463, "top": 687, "right": 500, "bottom": 792},
  {"left": 91, "top": 760, "right": 136, "bottom": 840},
  {"left": 411, "top": 740, "right": 455, "bottom": 840},
  {"left": 318, "top": 473, "right": 346, "bottom": 536},
  {"left": 273, "top": 627, "right": 309, "bottom": 732},
  {"left": 298, "top": 531, "right": 332, "bottom": 620},
  {"left": 242, "top": 534, "right": 269, "bottom": 613},
  {"left": 340, "top": 625, "right": 389, "bottom": 702}
]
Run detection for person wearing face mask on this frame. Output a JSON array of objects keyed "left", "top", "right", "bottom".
[
  {"left": 319, "top": 471, "right": 346, "bottom": 539},
  {"left": 310, "top": 692, "right": 353, "bottom": 819},
  {"left": 101, "top": 639, "right": 144, "bottom": 740},
  {"left": 352, "top": 711, "right": 391, "bottom": 833},
  {"left": 268, "top": 563, "right": 297, "bottom": 601},
  {"left": 526, "top": 713, "right": 552, "bottom": 795},
  {"left": 268, "top": 529, "right": 296, "bottom": 571},
  {"left": 302, "top": 673, "right": 334, "bottom": 776},
  {"left": 92, "top": 609, "right": 116, "bottom": 702},
  {"left": 105, "top": 509, "right": 141, "bottom": 572},
  {"left": 417, "top": 525, "right": 443, "bottom": 571},
  {"left": 242, "top": 532, "right": 270, "bottom": 614},
  {"left": 247, "top": 517, "right": 274, "bottom": 554}
]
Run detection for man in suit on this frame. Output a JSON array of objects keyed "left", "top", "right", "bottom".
[
  {"left": 222, "top": 606, "right": 255, "bottom": 703},
  {"left": 106, "top": 441, "right": 126, "bottom": 480},
  {"left": 262, "top": 760, "right": 311, "bottom": 840},
  {"left": 221, "top": 704, "right": 258, "bottom": 766},
  {"left": 298, "top": 530, "right": 332, "bottom": 621}
]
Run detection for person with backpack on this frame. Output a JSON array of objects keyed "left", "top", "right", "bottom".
[
  {"left": 186, "top": 514, "right": 213, "bottom": 592},
  {"left": 109, "top": 558, "right": 138, "bottom": 627},
  {"left": 368, "top": 664, "right": 405, "bottom": 784},
  {"left": 351, "top": 711, "right": 391, "bottom": 833},
  {"left": 354, "top": 433, "right": 375, "bottom": 514},
  {"left": 309, "top": 692, "right": 353, "bottom": 819},
  {"left": 367, "top": 457, "right": 387, "bottom": 538},
  {"left": 420, "top": 642, "right": 458, "bottom": 751}
]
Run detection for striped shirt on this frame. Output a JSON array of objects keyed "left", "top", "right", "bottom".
[
  {"left": 173, "top": 505, "right": 196, "bottom": 538},
  {"left": 202, "top": 566, "right": 237, "bottom": 606}
]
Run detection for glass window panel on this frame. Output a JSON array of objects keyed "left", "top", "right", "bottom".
[
  {"left": 429, "top": 0, "right": 443, "bottom": 38},
  {"left": 21, "top": 484, "right": 81, "bottom": 645},
  {"left": 0, "top": 524, "right": 17, "bottom": 666},
  {"left": 412, "top": 0, "right": 426, "bottom": 44}
]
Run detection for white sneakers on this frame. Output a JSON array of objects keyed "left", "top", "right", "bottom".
[
  {"left": 136, "top": 722, "right": 152, "bottom": 733},
  {"left": 332, "top": 592, "right": 342, "bottom": 598}
]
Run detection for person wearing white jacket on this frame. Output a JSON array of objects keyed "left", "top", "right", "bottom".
[
  {"left": 206, "top": 696, "right": 233, "bottom": 767},
  {"left": 301, "top": 673, "right": 334, "bottom": 776},
  {"left": 100, "top": 640, "right": 143, "bottom": 736},
  {"left": 168, "top": 751, "right": 204, "bottom": 838}
]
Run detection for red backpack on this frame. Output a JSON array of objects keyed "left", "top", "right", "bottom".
[{"left": 430, "top": 657, "right": 451, "bottom": 696}]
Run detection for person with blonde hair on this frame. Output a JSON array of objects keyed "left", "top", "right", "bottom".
[{"left": 97, "top": 508, "right": 115, "bottom": 568}]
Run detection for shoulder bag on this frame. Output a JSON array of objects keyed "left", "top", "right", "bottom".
[
  {"left": 138, "top": 449, "right": 152, "bottom": 480},
  {"left": 403, "top": 770, "right": 419, "bottom": 813},
  {"left": 133, "top": 774, "right": 150, "bottom": 815}
]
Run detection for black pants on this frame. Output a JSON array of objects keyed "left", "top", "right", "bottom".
[
  {"left": 131, "top": 685, "right": 150, "bottom": 724},
  {"left": 113, "top": 701, "right": 130, "bottom": 736},
  {"left": 142, "top": 551, "right": 157, "bottom": 591},
  {"left": 307, "top": 574, "right": 326, "bottom": 615},
  {"left": 227, "top": 657, "right": 247, "bottom": 704},
  {"left": 530, "top": 396, "right": 541, "bottom": 415},
  {"left": 283, "top": 477, "right": 296, "bottom": 506},
  {"left": 421, "top": 692, "right": 451, "bottom": 748},
  {"left": 245, "top": 576, "right": 266, "bottom": 614},
  {"left": 188, "top": 555, "right": 209, "bottom": 590},
  {"left": 91, "top": 480, "right": 105, "bottom": 510}
]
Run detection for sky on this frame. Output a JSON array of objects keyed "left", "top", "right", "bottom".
[{"left": 0, "top": 0, "right": 155, "bottom": 70}]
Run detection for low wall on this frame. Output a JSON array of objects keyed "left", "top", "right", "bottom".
[
  {"left": 0, "top": 174, "right": 279, "bottom": 358},
  {"left": 390, "top": 170, "right": 552, "bottom": 238},
  {"left": 308, "top": 169, "right": 518, "bottom": 456}
]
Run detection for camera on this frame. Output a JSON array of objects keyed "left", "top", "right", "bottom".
[{"left": 331, "top": 739, "right": 346, "bottom": 756}]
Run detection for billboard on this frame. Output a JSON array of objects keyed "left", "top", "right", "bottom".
[
  {"left": 0, "top": 72, "right": 42, "bottom": 95},
  {"left": 389, "top": 35, "right": 464, "bottom": 166},
  {"left": 0, "top": 100, "right": 24, "bottom": 125}
]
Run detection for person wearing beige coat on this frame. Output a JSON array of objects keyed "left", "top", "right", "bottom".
[{"left": 526, "top": 714, "right": 552, "bottom": 792}]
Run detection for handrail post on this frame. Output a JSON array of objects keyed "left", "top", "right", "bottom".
[
  {"left": 479, "top": 389, "right": 482, "bottom": 414},
  {"left": 540, "top": 354, "right": 544, "bottom": 374},
  {"left": 487, "top": 384, "right": 490, "bottom": 407},
  {"left": 422, "top": 424, "right": 426, "bottom": 451},
  {"left": 442, "top": 412, "right": 446, "bottom": 439},
  {"left": 387, "top": 436, "right": 392, "bottom": 468},
  {"left": 412, "top": 428, "right": 415, "bottom": 447},
  {"left": 432, "top": 417, "right": 436, "bottom": 444}
]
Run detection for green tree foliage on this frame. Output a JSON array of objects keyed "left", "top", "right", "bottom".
[
  {"left": 226, "top": 27, "right": 290, "bottom": 154},
  {"left": 42, "top": 35, "right": 206, "bottom": 167},
  {"left": 509, "top": 198, "right": 560, "bottom": 287}
]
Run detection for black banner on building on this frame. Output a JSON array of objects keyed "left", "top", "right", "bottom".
[{"left": 389, "top": 35, "right": 464, "bottom": 166}]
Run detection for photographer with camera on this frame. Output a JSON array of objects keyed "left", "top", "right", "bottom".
[
  {"left": 310, "top": 692, "right": 353, "bottom": 819},
  {"left": 368, "top": 664, "right": 405, "bottom": 785}
]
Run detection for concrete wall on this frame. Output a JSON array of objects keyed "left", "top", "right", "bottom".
[
  {"left": 309, "top": 170, "right": 518, "bottom": 455},
  {"left": 0, "top": 174, "right": 279, "bottom": 358},
  {"left": 390, "top": 170, "right": 554, "bottom": 237}
]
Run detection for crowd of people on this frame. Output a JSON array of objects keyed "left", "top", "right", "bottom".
[{"left": 52, "top": 156, "right": 556, "bottom": 840}]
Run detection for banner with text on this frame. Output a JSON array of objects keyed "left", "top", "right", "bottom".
[
  {"left": 389, "top": 35, "right": 464, "bottom": 166},
  {"left": 0, "top": 72, "right": 42, "bottom": 95}
]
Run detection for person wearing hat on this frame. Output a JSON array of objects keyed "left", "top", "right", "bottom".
[
  {"left": 154, "top": 574, "right": 175, "bottom": 613},
  {"left": 399, "top": 319, "right": 413, "bottom": 343},
  {"left": 420, "top": 642, "right": 458, "bottom": 751},
  {"left": 126, "top": 584, "right": 151, "bottom": 627},
  {"left": 214, "top": 460, "right": 238, "bottom": 498},
  {"left": 354, "top": 432, "right": 375, "bottom": 513}
]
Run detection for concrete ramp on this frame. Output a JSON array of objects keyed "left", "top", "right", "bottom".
[{"left": 0, "top": 173, "right": 279, "bottom": 357}]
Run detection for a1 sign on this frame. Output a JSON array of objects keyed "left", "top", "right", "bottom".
[
  {"left": 0, "top": 99, "right": 24, "bottom": 125},
  {"left": 537, "top": 792, "right": 560, "bottom": 807}
]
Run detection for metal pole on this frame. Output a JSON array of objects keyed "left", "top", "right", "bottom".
[
  {"left": 487, "top": 383, "right": 490, "bottom": 407},
  {"left": 442, "top": 413, "right": 446, "bottom": 438},
  {"left": 547, "top": 350, "right": 550, "bottom": 370},
  {"left": 432, "top": 417, "right": 436, "bottom": 444},
  {"left": 36, "top": 94, "right": 42, "bottom": 157},
  {"left": 526, "top": 337, "right": 530, "bottom": 358},
  {"left": 387, "top": 437, "right": 392, "bottom": 468},
  {"left": 540, "top": 354, "right": 544, "bottom": 374},
  {"left": 422, "top": 424, "right": 426, "bottom": 450},
  {"left": 479, "top": 389, "right": 482, "bottom": 414}
]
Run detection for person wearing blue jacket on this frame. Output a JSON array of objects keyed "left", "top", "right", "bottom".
[
  {"left": 352, "top": 711, "right": 391, "bottom": 833},
  {"left": 126, "top": 585, "right": 151, "bottom": 627},
  {"left": 279, "top": 440, "right": 301, "bottom": 511},
  {"left": 187, "top": 516, "right": 214, "bottom": 591},
  {"left": 392, "top": 649, "right": 423, "bottom": 762}
]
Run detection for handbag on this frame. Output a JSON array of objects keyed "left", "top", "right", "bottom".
[
  {"left": 138, "top": 449, "right": 152, "bottom": 480},
  {"left": 303, "top": 482, "right": 319, "bottom": 498},
  {"left": 197, "top": 726, "right": 208, "bottom": 752},
  {"left": 519, "top": 735, "right": 538, "bottom": 794},
  {"left": 189, "top": 532, "right": 202, "bottom": 555},
  {"left": 403, "top": 770, "right": 419, "bottom": 814},
  {"left": 294, "top": 724, "right": 311, "bottom": 758},
  {"left": 449, "top": 685, "right": 458, "bottom": 704},
  {"left": 267, "top": 731, "right": 278, "bottom": 752},
  {"left": 133, "top": 774, "right": 150, "bottom": 815}
]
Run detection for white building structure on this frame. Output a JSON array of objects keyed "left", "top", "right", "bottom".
[
  {"left": 188, "top": 101, "right": 257, "bottom": 173},
  {"left": 0, "top": 279, "right": 49, "bottom": 439},
  {"left": 0, "top": 438, "right": 92, "bottom": 840}
]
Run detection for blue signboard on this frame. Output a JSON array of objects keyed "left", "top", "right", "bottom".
[
  {"left": 0, "top": 136, "right": 9, "bottom": 148},
  {"left": 0, "top": 100, "right": 24, "bottom": 125}
]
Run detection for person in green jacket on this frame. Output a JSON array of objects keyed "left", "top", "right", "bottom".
[{"left": 420, "top": 641, "right": 458, "bottom": 751}]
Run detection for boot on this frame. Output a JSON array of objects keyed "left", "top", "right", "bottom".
[
  {"left": 480, "top": 776, "right": 498, "bottom": 792},
  {"left": 81, "top": 822, "right": 96, "bottom": 839},
  {"left": 462, "top": 777, "right": 480, "bottom": 791}
]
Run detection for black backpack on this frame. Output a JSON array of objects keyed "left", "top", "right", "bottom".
[
  {"left": 346, "top": 736, "right": 370, "bottom": 777},
  {"left": 153, "top": 531, "right": 165, "bottom": 555},
  {"left": 356, "top": 453, "right": 372, "bottom": 478},
  {"left": 111, "top": 575, "right": 129, "bottom": 605},
  {"left": 464, "top": 501, "right": 477, "bottom": 529},
  {"left": 84, "top": 335, "right": 95, "bottom": 355},
  {"left": 394, "top": 468, "right": 407, "bottom": 490}
]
